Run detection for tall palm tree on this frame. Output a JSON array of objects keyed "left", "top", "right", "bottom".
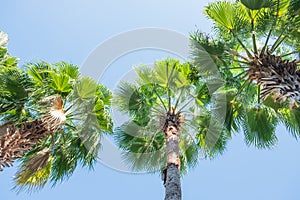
[
  {"left": 0, "top": 58, "right": 113, "bottom": 191},
  {"left": 114, "top": 59, "right": 229, "bottom": 200},
  {"left": 190, "top": 0, "right": 300, "bottom": 148}
]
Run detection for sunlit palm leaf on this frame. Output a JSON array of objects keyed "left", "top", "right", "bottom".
[{"left": 205, "top": 1, "right": 237, "bottom": 31}]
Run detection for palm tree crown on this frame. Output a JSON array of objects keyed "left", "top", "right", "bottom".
[
  {"left": 0, "top": 43, "right": 113, "bottom": 192},
  {"left": 114, "top": 59, "right": 230, "bottom": 199},
  {"left": 191, "top": 0, "right": 300, "bottom": 148}
]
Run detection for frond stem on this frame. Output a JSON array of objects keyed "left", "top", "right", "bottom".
[
  {"left": 251, "top": 18, "right": 258, "bottom": 55},
  {"left": 153, "top": 85, "right": 168, "bottom": 112},
  {"left": 282, "top": 51, "right": 299, "bottom": 57},
  {"left": 231, "top": 30, "right": 253, "bottom": 59},
  {"left": 174, "top": 86, "right": 186, "bottom": 112},
  {"left": 260, "top": 0, "right": 280, "bottom": 57}
]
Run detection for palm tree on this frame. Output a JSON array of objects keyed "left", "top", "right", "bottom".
[
  {"left": 190, "top": 0, "right": 300, "bottom": 148},
  {"left": 114, "top": 59, "right": 229, "bottom": 200},
  {"left": 0, "top": 55, "right": 113, "bottom": 191}
]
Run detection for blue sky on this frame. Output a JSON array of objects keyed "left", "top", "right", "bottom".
[{"left": 1, "top": 0, "right": 300, "bottom": 200}]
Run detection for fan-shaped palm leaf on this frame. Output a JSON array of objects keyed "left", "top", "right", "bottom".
[{"left": 243, "top": 106, "right": 279, "bottom": 148}]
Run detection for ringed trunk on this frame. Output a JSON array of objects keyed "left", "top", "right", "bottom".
[{"left": 163, "top": 112, "right": 182, "bottom": 200}]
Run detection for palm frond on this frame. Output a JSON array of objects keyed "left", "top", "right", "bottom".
[
  {"left": 240, "top": 0, "right": 271, "bottom": 10},
  {"left": 205, "top": 1, "right": 237, "bottom": 31},
  {"left": 242, "top": 106, "right": 279, "bottom": 148},
  {"left": 223, "top": 91, "right": 245, "bottom": 133},
  {"left": 289, "top": 0, "right": 300, "bottom": 15},
  {"left": 114, "top": 121, "right": 165, "bottom": 173},
  {"left": 193, "top": 110, "right": 230, "bottom": 158},
  {"left": 13, "top": 148, "right": 52, "bottom": 193},
  {"left": 0, "top": 68, "right": 33, "bottom": 121},
  {"left": 279, "top": 107, "right": 300, "bottom": 139},
  {"left": 190, "top": 31, "right": 228, "bottom": 67}
]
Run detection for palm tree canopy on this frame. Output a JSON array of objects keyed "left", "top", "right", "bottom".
[
  {"left": 114, "top": 59, "right": 230, "bottom": 174},
  {"left": 0, "top": 45, "right": 113, "bottom": 192},
  {"left": 191, "top": 0, "right": 300, "bottom": 149}
]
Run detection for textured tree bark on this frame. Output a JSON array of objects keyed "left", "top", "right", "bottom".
[
  {"left": 0, "top": 95, "right": 65, "bottom": 171},
  {"left": 0, "top": 119, "right": 52, "bottom": 171},
  {"left": 164, "top": 123, "right": 181, "bottom": 200}
]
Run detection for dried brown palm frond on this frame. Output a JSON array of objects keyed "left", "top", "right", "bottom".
[
  {"left": 244, "top": 53, "right": 300, "bottom": 109},
  {"left": 0, "top": 121, "right": 13, "bottom": 137},
  {"left": 0, "top": 95, "right": 66, "bottom": 171},
  {"left": 13, "top": 148, "right": 52, "bottom": 193},
  {"left": 21, "top": 148, "right": 51, "bottom": 171},
  {"left": 0, "top": 119, "right": 51, "bottom": 171},
  {"left": 14, "top": 148, "right": 51, "bottom": 182}
]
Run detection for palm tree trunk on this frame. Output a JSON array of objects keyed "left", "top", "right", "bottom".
[{"left": 164, "top": 123, "right": 181, "bottom": 200}]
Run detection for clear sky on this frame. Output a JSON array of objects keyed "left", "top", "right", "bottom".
[{"left": 1, "top": 0, "right": 300, "bottom": 200}]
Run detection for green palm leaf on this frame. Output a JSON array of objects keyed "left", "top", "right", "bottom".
[
  {"left": 114, "top": 121, "right": 166, "bottom": 173},
  {"left": 0, "top": 69, "right": 33, "bottom": 121},
  {"left": 205, "top": 1, "right": 237, "bottom": 31},
  {"left": 241, "top": 0, "right": 271, "bottom": 10},
  {"left": 114, "top": 120, "right": 198, "bottom": 173},
  {"left": 192, "top": 109, "right": 229, "bottom": 158},
  {"left": 279, "top": 107, "right": 300, "bottom": 138},
  {"left": 242, "top": 106, "right": 278, "bottom": 148},
  {"left": 223, "top": 91, "right": 245, "bottom": 133}
]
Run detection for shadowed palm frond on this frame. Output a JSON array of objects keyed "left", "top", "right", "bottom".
[
  {"left": 0, "top": 68, "right": 33, "bottom": 122},
  {"left": 190, "top": 108, "right": 230, "bottom": 159},
  {"left": 114, "top": 119, "right": 199, "bottom": 174},
  {"left": 242, "top": 106, "right": 279, "bottom": 149},
  {"left": 114, "top": 121, "right": 165, "bottom": 173},
  {"left": 279, "top": 107, "right": 300, "bottom": 138},
  {"left": 240, "top": 0, "right": 271, "bottom": 10}
]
